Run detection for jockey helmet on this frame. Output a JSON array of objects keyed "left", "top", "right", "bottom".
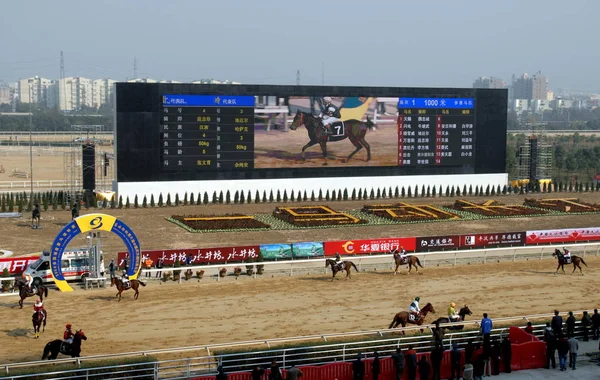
[
  {"left": 415, "top": 297, "right": 420, "bottom": 301},
  {"left": 323, "top": 97, "right": 332, "bottom": 104},
  {"left": 66, "top": 324, "right": 72, "bottom": 329},
  {"left": 451, "top": 302, "right": 456, "bottom": 307}
]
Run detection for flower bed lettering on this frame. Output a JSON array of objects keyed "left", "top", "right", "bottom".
[
  {"left": 168, "top": 214, "right": 271, "bottom": 232},
  {"left": 449, "top": 200, "right": 547, "bottom": 217},
  {"left": 524, "top": 198, "right": 600, "bottom": 213},
  {"left": 362, "top": 202, "right": 460, "bottom": 222},
  {"left": 273, "top": 205, "right": 366, "bottom": 227}
]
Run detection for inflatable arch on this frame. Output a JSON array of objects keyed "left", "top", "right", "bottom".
[{"left": 50, "top": 213, "right": 141, "bottom": 292}]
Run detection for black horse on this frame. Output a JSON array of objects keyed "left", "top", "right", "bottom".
[
  {"left": 15, "top": 279, "right": 48, "bottom": 309},
  {"left": 42, "top": 330, "right": 87, "bottom": 359},
  {"left": 432, "top": 305, "right": 473, "bottom": 331},
  {"left": 32, "top": 309, "right": 47, "bottom": 338},
  {"left": 289, "top": 110, "right": 374, "bottom": 165}
]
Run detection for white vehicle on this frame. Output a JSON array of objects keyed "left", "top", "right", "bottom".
[{"left": 24, "top": 249, "right": 90, "bottom": 285}]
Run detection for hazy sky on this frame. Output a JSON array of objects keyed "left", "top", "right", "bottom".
[{"left": 1, "top": 0, "right": 598, "bottom": 92}]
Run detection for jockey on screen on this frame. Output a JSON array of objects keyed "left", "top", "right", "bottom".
[
  {"left": 409, "top": 297, "right": 421, "bottom": 320},
  {"left": 64, "top": 324, "right": 74, "bottom": 344},
  {"left": 319, "top": 97, "right": 341, "bottom": 135},
  {"left": 448, "top": 302, "right": 460, "bottom": 322}
]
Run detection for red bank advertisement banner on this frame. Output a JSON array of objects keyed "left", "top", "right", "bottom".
[
  {"left": 324, "top": 237, "right": 416, "bottom": 256},
  {"left": 416, "top": 235, "right": 460, "bottom": 252},
  {"left": 117, "top": 246, "right": 260, "bottom": 266},
  {"left": 460, "top": 232, "right": 526, "bottom": 248},
  {"left": 526, "top": 227, "right": 600, "bottom": 245},
  {"left": 0, "top": 256, "right": 39, "bottom": 275}
]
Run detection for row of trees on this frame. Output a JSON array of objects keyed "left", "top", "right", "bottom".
[
  {"left": 0, "top": 105, "right": 113, "bottom": 132},
  {"left": 2, "top": 181, "right": 600, "bottom": 213}
]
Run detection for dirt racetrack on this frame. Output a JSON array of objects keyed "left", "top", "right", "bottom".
[{"left": 0, "top": 256, "right": 598, "bottom": 363}]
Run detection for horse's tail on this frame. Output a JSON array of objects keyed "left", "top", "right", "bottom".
[
  {"left": 416, "top": 257, "right": 424, "bottom": 268},
  {"left": 41, "top": 342, "right": 51, "bottom": 360},
  {"left": 44, "top": 286, "right": 48, "bottom": 298},
  {"left": 366, "top": 116, "right": 375, "bottom": 130},
  {"left": 579, "top": 257, "right": 588, "bottom": 267},
  {"left": 350, "top": 262, "right": 359, "bottom": 273},
  {"left": 138, "top": 280, "right": 147, "bottom": 287},
  {"left": 388, "top": 315, "right": 397, "bottom": 329}
]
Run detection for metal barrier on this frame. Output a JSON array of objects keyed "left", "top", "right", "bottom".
[{"left": 1, "top": 310, "right": 594, "bottom": 378}]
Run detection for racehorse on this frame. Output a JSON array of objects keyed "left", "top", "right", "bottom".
[
  {"left": 432, "top": 305, "right": 473, "bottom": 331},
  {"left": 15, "top": 279, "right": 48, "bottom": 309},
  {"left": 325, "top": 258, "right": 359, "bottom": 281},
  {"left": 110, "top": 277, "right": 146, "bottom": 301},
  {"left": 388, "top": 303, "right": 436, "bottom": 333},
  {"left": 552, "top": 249, "right": 587, "bottom": 275},
  {"left": 289, "top": 110, "right": 374, "bottom": 165},
  {"left": 392, "top": 252, "right": 424, "bottom": 275},
  {"left": 32, "top": 309, "right": 47, "bottom": 338},
  {"left": 41, "top": 330, "right": 87, "bottom": 360}
]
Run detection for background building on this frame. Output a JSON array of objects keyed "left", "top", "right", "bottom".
[
  {"left": 58, "top": 77, "right": 93, "bottom": 111},
  {"left": 18, "top": 76, "right": 53, "bottom": 104},
  {"left": 473, "top": 76, "right": 506, "bottom": 89},
  {"left": 92, "top": 79, "right": 117, "bottom": 109}
]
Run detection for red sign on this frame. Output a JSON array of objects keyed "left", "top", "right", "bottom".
[
  {"left": 323, "top": 237, "right": 416, "bottom": 256},
  {"left": 0, "top": 256, "right": 39, "bottom": 275},
  {"left": 416, "top": 235, "right": 460, "bottom": 252},
  {"left": 526, "top": 227, "right": 600, "bottom": 245},
  {"left": 460, "top": 232, "right": 526, "bottom": 248},
  {"left": 117, "top": 246, "right": 260, "bottom": 266}
]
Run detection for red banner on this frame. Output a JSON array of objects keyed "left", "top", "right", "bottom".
[
  {"left": 460, "top": 231, "right": 526, "bottom": 248},
  {"left": 117, "top": 245, "right": 260, "bottom": 266},
  {"left": 526, "top": 227, "right": 600, "bottom": 245},
  {"left": 0, "top": 256, "right": 39, "bottom": 275},
  {"left": 323, "top": 237, "right": 416, "bottom": 256},
  {"left": 416, "top": 235, "right": 460, "bottom": 252}
]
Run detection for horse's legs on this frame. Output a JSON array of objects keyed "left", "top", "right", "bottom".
[
  {"left": 300, "top": 140, "right": 318, "bottom": 161},
  {"left": 344, "top": 137, "right": 363, "bottom": 162},
  {"left": 394, "top": 263, "right": 399, "bottom": 275},
  {"left": 19, "top": 298, "right": 23, "bottom": 309},
  {"left": 319, "top": 142, "right": 328, "bottom": 165},
  {"left": 358, "top": 135, "right": 371, "bottom": 161}
]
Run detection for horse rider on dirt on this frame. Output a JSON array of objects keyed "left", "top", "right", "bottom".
[
  {"left": 392, "top": 247, "right": 408, "bottom": 263},
  {"left": 334, "top": 252, "right": 344, "bottom": 271},
  {"left": 22, "top": 272, "right": 35, "bottom": 293},
  {"left": 64, "top": 324, "right": 74, "bottom": 344},
  {"left": 319, "top": 97, "right": 341, "bottom": 135},
  {"left": 409, "top": 297, "right": 421, "bottom": 321},
  {"left": 563, "top": 247, "right": 571, "bottom": 263},
  {"left": 448, "top": 302, "right": 460, "bottom": 322},
  {"left": 34, "top": 298, "right": 45, "bottom": 321}
]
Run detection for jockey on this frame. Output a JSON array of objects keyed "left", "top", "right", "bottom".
[
  {"left": 22, "top": 273, "right": 34, "bottom": 292},
  {"left": 563, "top": 247, "right": 571, "bottom": 262},
  {"left": 122, "top": 272, "right": 130, "bottom": 287},
  {"left": 334, "top": 252, "right": 344, "bottom": 270},
  {"left": 448, "top": 302, "right": 460, "bottom": 322},
  {"left": 64, "top": 324, "right": 74, "bottom": 344},
  {"left": 399, "top": 246, "right": 407, "bottom": 261},
  {"left": 319, "top": 97, "right": 341, "bottom": 135},
  {"left": 409, "top": 297, "right": 421, "bottom": 320},
  {"left": 34, "top": 298, "right": 45, "bottom": 320}
]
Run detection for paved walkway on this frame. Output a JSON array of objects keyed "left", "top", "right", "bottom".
[{"left": 494, "top": 339, "right": 599, "bottom": 379}]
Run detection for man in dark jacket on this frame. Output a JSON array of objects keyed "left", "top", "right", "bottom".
[
  {"left": 405, "top": 346, "right": 418, "bottom": 380},
  {"left": 250, "top": 366, "right": 264, "bottom": 380},
  {"left": 450, "top": 343, "right": 461, "bottom": 380},
  {"left": 501, "top": 336, "right": 512, "bottom": 373},
  {"left": 465, "top": 340, "right": 474, "bottom": 365},
  {"left": 551, "top": 310, "right": 563, "bottom": 337},
  {"left": 544, "top": 324, "right": 556, "bottom": 369},
  {"left": 353, "top": 353, "right": 365, "bottom": 380},
  {"left": 431, "top": 345, "right": 443, "bottom": 380},
  {"left": 592, "top": 309, "right": 600, "bottom": 340},
  {"left": 391, "top": 348, "right": 404, "bottom": 380},
  {"left": 491, "top": 339, "right": 501, "bottom": 375},
  {"left": 565, "top": 311, "right": 576, "bottom": 337},
  {"left": 418, "top": 356, "right": 431, "bottom": 380},
  {"left": 557, "top": 334, "right": 569, "bottom": 371},
  {"left": 581, "top": 311, "right": 591, "bottom": 341},
  {"left": 371, "top": 351, "right": 380, "bottom": 380}
]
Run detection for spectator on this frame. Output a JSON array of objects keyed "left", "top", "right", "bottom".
[
  {"left": 565, "top": 311, "right": 576, "bottom": 337},
  {"left": 352, "top": 353, "right": 365, "bottom": 380},
  {"left": 557, "top": 333, "right": 569, "bottom": 371},
  {"left": 405, "top": 345, "right": 417, "bottom": 380},
  {"left": 592, "top": 309, "right": 600, "bottom": 340},
  {"left": 501, "top": 336, "right": 512, "bottom": 373},
  {"left": 524, "top": 321, "right": 534, "bottom": 334},
  {"left": 544, "top": 323, "right": 556, "bottom": 369},
  {"left": 482, "top": 339, "right": 492, "bottom": 377},
  {"left": 71, "top": 203, "right": 79, "bottom": 220},
  {"left": 268, "top": 361, "right": 282, "bottom": 380},
  {"left": 481, "top": 313, "right": 493, "bottom": 346},
  {"left": 473, "top": 354, "right": 485, "bottom": 380},
  {"left": 371, "top": 351, "right": 380, "bottom": 380},
  {"left": 450, "top": 342, "right": 461, "bottom": 380},
  {"left": 215, "top": 365, "right": 227, "bottom": 380},
  {"left": 250, "top": 366, "right": 264, "bottom": 380},
  {"left": 568, "top": 335, "right": 578, "bottom": 370},
  {"left": 551, "top": 310, "right": 563, "bottom": 337},
  {"left": 286, "top": 362, "right": 303, "bottom": 380},
  {"left": 417, "top": 356, "right": 430, "bottom": 380},
  {"left": 156, "top": 258, "right": 164, "bottom": 278},
  {"left": 432, "top": 321, "right": 444, "bottom": 348},
  {"left": 465, "top": 340, "right": 474, "bottom": 365},
  {"left": 109, "top": 259, "right": 116, "bottom": 279},
  {"left": 491, "top": 339, "right": 501, "bottom": 375},
  {"left": 144, "top": 257, "right": 153, "bottom": 278},
  {"left": 431, "top": 344, "right": 443, "bottom": 380},
  {"left": 186, "top": 254, "right": 193, "bottom": 266},
  {"left": 581, "top": 311, "right": 591, "bottom": 342},
  {"left": 391, "top": 348, "right": 404, "bottom": 380}
]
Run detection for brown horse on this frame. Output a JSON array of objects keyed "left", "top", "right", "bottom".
[
  {"left": 110, "top": 277, "right": 146, "bottom": 301},
  {"left": 392, "top": 252, "right": 424, "bottom": 275},
  {"left": 432, "top": 305, "right": 473, "bottom": 331},
  {"left": 15, "top": 279, "right": 48, "bottom": 309},
  {"left": 388, "top": 303, "right": 436, "bottom": 333},
  {"left": 552, "top": 249, "right": 587, "bottom": 275},
  {"left": 32, "top": 309, "right": 47, "bottom": 338},
  {"left": 289, "top": 110, "right": 374, "bottom": 165},
  {"left": 325, "top": 258, "right": 359, "bottom": 281}
]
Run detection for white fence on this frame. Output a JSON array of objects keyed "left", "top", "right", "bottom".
[
  {"left": 138, "top": 242, "right": 600, "bottom": 281},
  {"left": 0, "top": 180, "right": 77, "bottom": 191},
  {"left": 1, "top": 310, "right": 594, "bottom": 378}
]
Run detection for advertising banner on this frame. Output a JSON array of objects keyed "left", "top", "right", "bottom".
[
  {"left": 416, "top": 235, "right": 460, "bottom": 252},
  {"left": 526, "top": 227, "right": 600, "bottom": 245},
  {"left": 259, "top": 244, "right": 293, "bottom": 260},
  {"left": 460, "top": 232, "right": 526, "bottom": 248},
  {"left": 324, "top": 237, "right": 416, "bottom": 256},
  {"left": 117, "top": 245, "right": 260, "bottom": 266},
  {"left": 0, "top": 256, "right": 39, "bottom": 275},
  {"left": 291, "top": 242, "right": 324, "bottom": 259}
]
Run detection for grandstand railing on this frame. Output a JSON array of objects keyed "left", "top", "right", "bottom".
[
  {"left": 0, "top": 179, "right": 77, "bottom": 191},
  {"left": 1, "top": 310, "right": 593, "bottom": 378},
  {"left": 138, "top": 242, "right": 600, "bottom": 280}
]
